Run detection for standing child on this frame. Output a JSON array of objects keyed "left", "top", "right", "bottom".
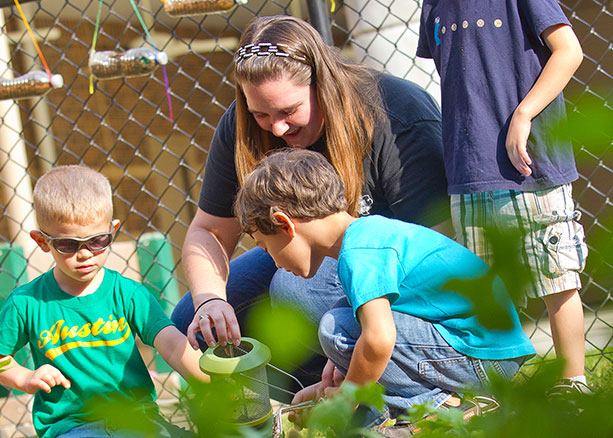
[
  {"left": 234, "top": 149, "right": 535, "bottom": 424},
  {"left": 417, "top": 1, "right": 588, "bottom": 390},
  {"left": 0, "top": 165, "right": 207, "bottom": 438}
]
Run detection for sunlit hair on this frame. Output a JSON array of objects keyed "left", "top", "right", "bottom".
[
  {"left": 235, "top": 149, "right": 348, "bottom": 235},
  {"left": 33, "top": 165, "right": 113, "bottom": 229},
  {"left": 233, "top": 15, "right": 384, "bottom": 216}
]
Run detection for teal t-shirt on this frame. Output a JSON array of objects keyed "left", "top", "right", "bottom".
[
  {"left": 338, "top": 216, "right": 535, "bottom": 360},
  {"left": 0, "top": 268, "right": 174, "bottom": 438}
]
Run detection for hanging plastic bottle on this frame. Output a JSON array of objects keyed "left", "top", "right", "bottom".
[
  {"left": 164, "top": 0, "right": 248, "bottom": 17},
  {"left": 0, "top": 71, "right": 63, "bottom": 100},
  {"left": 89, "top": 48, "right": 169, "bottom": 80}
]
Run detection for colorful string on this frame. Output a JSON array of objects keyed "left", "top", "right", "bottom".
[
  {"left": 13, "top": 0, "right": 52, "bottom": 81},
  {"left": 89, "top": 0, "right": 104, "bottom": 94},
  {"left": 129, "top": 0, "right": 173, "bottom": 122}
]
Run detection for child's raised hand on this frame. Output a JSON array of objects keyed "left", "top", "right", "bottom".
[
  {"left": 506, "top": 111, "right": 533, "bottom": 176},
  {"left": 25, "top": 364, "right": 71, "bottom": 394}
]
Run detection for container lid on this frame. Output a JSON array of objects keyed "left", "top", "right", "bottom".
[{"left": 199, "top": 337, "right": 271, "bottom": 375}]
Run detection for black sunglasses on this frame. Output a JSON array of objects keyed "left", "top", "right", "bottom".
[{"left": 39, "top": 230, "right": 115, "bottom": 255}]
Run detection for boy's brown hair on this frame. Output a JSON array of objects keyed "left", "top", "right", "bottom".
[
  {"left": 234, "top": 149, "right": 348, "bottom": 235},
  {"left": 33, "top": 165, "right": 113, "bottom": 229}
]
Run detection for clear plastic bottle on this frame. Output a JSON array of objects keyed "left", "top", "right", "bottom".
[
  {"left": 164, "top": 0, "right": 248, "bottom": 17},
  {"left": 89, "top": 48, "right": 168, "bottom": 80},
  {"left": 0, "top": 71, "right": 63, "bottom": 100}
]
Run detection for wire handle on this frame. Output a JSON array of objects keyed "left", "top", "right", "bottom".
[
  {"left": 266, "top": 362, "right": 306, "bottom": 391},
  {"left": 231, "top": 343, "right": 306, "bottom": 393},
  {"left": 272, "top": 399, "right": 322, "bottom": 438}
]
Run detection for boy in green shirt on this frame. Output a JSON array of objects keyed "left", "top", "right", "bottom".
[{"left": 0, "top": 165, "right": 207, "bottom": 437}]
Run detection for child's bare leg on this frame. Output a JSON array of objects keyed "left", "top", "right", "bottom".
[{"left": 542, "top": 289, "right": 585, "bottom": 378}]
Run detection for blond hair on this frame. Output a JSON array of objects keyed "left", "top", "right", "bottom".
[
  {"left": 234, "top": 149, "right": 348, "bottom": 235},
  {"left": 33, "top": 165, "right": 113, "bottom": 229},
  {"left": 233, "top": 15, "right": 384, "bottom": 216}
]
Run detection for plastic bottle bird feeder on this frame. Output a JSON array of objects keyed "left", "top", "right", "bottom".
[
  {"left": 199, "top": 337, "right": 273, "bottom": 427},
  {"left": 88, "top": 48, "right": 168, "bottom": 80},
  {"left": 164, "top": 0, "right": 248, "bottom": 17},
  {"left": 0, "top": 71, "right": 63, "bottom": 100}
]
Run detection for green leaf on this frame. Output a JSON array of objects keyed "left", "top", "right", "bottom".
[
  {"left": 302, "top": 382, "right": 386, "bottom": 437},
  {"left": 350, "top": 381, "right": 386, "bottom": 412},
  {"left": 483, "top": 227, "right": 532, "bottom": 305},
  {"left": 552, "top": 93, "right": 613, "bottom": 156},
  {"left": 246, "top": 301, "right": 318, "bottom": 371},
  {"left": 306, "top": 395, "right": 354, "bottom": 437},
  {"left": 182, "top": 378, "right": 251, "bottom": 437},
  {"left": 444, "top": 273, "right": 515, "bottom": 331},
  {"left": 443, "top": 226, "right": 534, "bottom": 331}
]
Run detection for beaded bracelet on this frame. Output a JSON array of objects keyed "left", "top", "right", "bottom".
[{"left": 194, "top": 297, "right": 227, "bottom": 315}]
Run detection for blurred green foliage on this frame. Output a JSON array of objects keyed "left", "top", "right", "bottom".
[
  {"left": 445, "top": 271, "right": 516, "bottom": 331},
  {"left": 246, "top": 301, "right": 318, "bottom": 372},
  {"left": 554, "top": 93, "right": 613, "bottom": 156},
  {"left": 183, "top": 378, "right": 270, "bottom": 438},
  {"left": 444, "top": 226, "right": 531, "bottom": 331},
  {"left": 304, "top": 382, "right": 385, "bottom": 438},
  {"left": 279, "top": 361, "right": 613, "bottom": 438},
  {"left": 556, "top": 91, "right": 613, "bottom": 299},
  {"left": 84, "top": 392, "right": 185, "bottom": 435},
  {"left": 589, "top": 351, "right": 613, "bottom": 395},
  {"left": 402, "top": 362, "right": 613, "bottom": 438}
]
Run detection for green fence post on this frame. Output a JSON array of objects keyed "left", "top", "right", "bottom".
[
  {"left": 0, "top": 243, "right": 28, "bottom": 304},
  {"left": 0, "top": 243, "right": 33, "bottom": 396},
  {"left": 136, "top": 232, "right": 181, "bottom": 374}
]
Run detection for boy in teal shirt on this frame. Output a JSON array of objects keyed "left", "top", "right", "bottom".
[
  {"left": 233, "top": 149, "right": 535, "bottom": 423},
  {"left": 0, "top": 165, "right": 207, "bottom": 437}
]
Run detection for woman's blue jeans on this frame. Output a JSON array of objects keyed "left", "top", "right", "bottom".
[{"left": 319, "top": 307, "right": 526, "bottom": 417}]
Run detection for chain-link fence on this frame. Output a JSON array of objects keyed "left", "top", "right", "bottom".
[{"left": 0, "top": 0, "right": 611, "bottom": 436}]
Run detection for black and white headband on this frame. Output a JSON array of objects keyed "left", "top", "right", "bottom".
[{"left": 234, "top": 42, "right": 308, "bottom": 64}]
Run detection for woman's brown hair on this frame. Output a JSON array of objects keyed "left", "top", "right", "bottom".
[{"left": 233, "top": 15, "right": 384, "bottom": 215}]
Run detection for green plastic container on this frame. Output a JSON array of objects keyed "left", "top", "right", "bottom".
[{"left": 200, "top": 337, "right": 273, "bottom": 427}]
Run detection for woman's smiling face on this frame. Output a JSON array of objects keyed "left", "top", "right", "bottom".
[{"left": 242, "top": 76, "right": 324, "bottom": 149}]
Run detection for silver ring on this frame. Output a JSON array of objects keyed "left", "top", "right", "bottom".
[{"left": 199, "top": 314, "right": 209, "bottom": 321}]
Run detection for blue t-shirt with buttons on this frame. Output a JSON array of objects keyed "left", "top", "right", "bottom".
[
  {"left": 417, "top": 0, "right": 578, "bottom": 194},
  {"left": 338, "top": 215, "right": 535, "bottom": 360}
]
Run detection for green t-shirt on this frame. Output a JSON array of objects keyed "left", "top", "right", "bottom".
[{"left": 0, "top": 268, "right": 174, "bottom": 437}]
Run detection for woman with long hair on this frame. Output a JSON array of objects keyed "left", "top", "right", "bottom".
[{"left": 172, "top": 15, "right": 449, "bottom": 386}]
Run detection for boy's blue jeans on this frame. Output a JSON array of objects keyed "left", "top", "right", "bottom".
[
  {"left": 319, "top": 307, "right": 527, "bottom": 417},
  {"left": 56, "top": 417, "right": 193, "bottom": 437}
]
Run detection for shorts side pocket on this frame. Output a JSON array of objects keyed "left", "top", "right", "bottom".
[{"left": 538, "top": 212, "right": 587, "bottom": 277}]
